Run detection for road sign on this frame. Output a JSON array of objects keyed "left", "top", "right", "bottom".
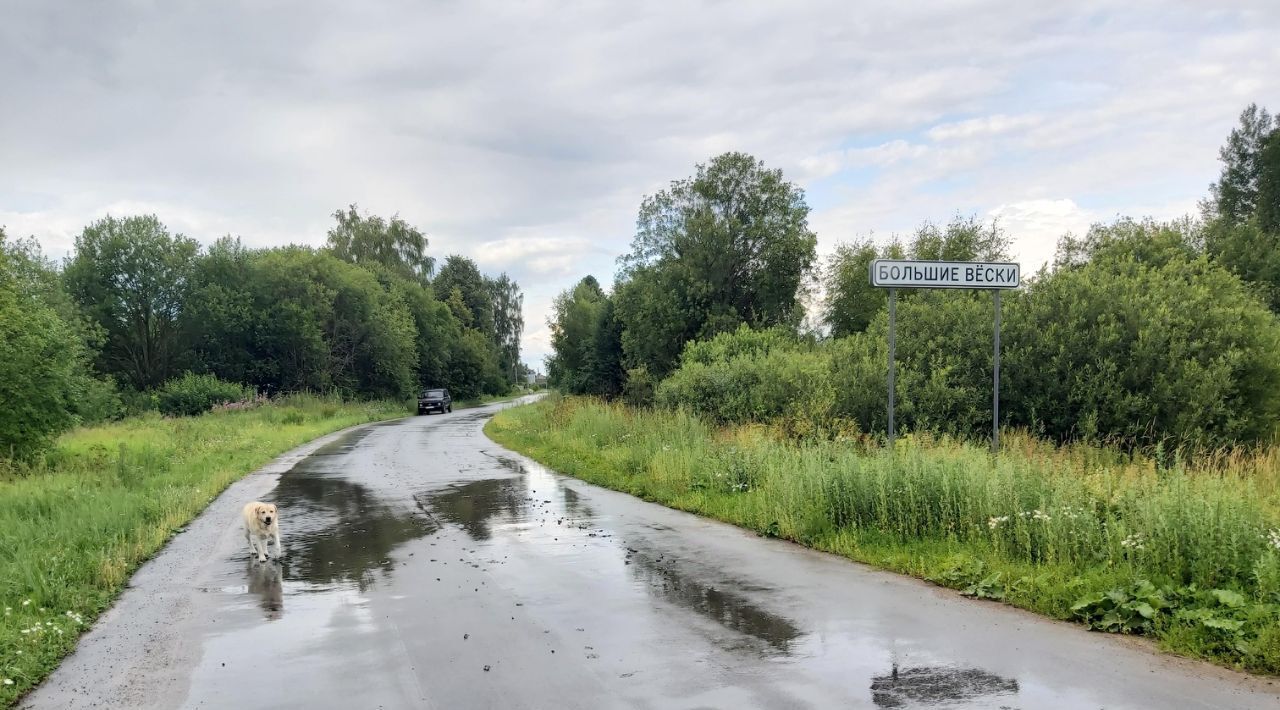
[
  {"left": 870, "top": 259, "right": 1021, "bottom": 453},
  {"left": 869, "top": 260, "right": 1020, "bottom": 290}
]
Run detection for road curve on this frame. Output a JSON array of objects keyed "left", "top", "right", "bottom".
[{"left": 22, "top": 398, "right": 1280, "bottom": 709}]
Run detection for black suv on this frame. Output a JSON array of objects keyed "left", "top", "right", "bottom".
[{"left": 417, "top": 388, "right": 453, "bottom": 415}]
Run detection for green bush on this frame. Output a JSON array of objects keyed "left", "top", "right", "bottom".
[
  {"left": 622, "top": 366, "right": 656, "bottom": 408},
  {"left": 1005, "top": 255, "right": 1280, "bottom": 446},
  {"left": 658, "top": 331, "right": 830, "bottom": 425},
  {"left": 157, "top": 373, "right": 253, "bottom": 417},
  {"left": 0, "top": 272, "right": 86, "bottom": 460},
  {"left": 74, "top": 376, "right": 123, "bottom": 425}
]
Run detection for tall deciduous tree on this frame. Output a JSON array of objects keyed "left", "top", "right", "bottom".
[
  {"left": 488, "top": 273, "right": 524, "bottom": 383},
  {"left": 1256, "top": 129, "right": 1280, "bottom": 234},
  {"left": 64, "top": 215, "right": 199, "bottom": 389},
  {"left": 1204, "top": 104, "right": 1275, "bottom": 224},
  {"left": 434, "top": 255, "right": 495, "bottom": 338},
  {"left": 590, "top": 297, "right": 625, "bottom": 398},
  {"left": 546, "top": 276, "right": 607, "bottom": 393},
  {"left": 616, "top": 152, "right": 817, "bottom": 376},
  {"left": 908, "top": 215, "right": 1010, "bottom": 262},
  {"left": 823, "top": 238, "right": 901, "bottom": 337},
  {"left": 0, "top": 233, "right": 91, "bottom": 458},
  {"left": 326, "top": 204, "right": 434, "bottom": 283}
]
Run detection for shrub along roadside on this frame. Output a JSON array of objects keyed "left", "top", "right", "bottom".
[
  {"left": 157, "top": 373, "right": 255, "bottom": 417},
  {"left": 485, "top": 396, "right": 1280, "bottom": 675},
  {"left": 0, "top": 395, "right": 406, "bottom": 707}
]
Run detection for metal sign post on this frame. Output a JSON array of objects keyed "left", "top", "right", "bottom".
[
  {"left": 887, "top": 288, "right": 896, "bottom": 445},
  {"left": 992, "top": 289, "right": 1001, "bottom": 454},
  {"left": 869, "top": 259, "right": 1020, "bottom": 453}
]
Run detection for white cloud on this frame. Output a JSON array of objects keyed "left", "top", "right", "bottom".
[
  {"left": 927, "top": 114, "right": 1042, "bottom": 142},
  {"left": 800, "top": 140, "right": 930, "bottom": 180},
  {"left": 987, "top": 199, "right": 1095, "bottom": 272}
]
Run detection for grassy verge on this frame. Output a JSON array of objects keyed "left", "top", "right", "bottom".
[
  {"left": 485, "top": 395, "right": 1280, "bottom": 675},
  {"left": 0, "top": 394, "right": 406, "bottom": 706}
]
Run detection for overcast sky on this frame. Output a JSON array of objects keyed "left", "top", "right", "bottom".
[{"left": 3, "top": 1, "right": 1278, "bottom": 367}]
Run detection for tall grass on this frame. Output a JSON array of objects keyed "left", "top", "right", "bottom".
[
  {"left": 0, "top": 394, "right": 406, "bottom": 707},
  {"left": 486, "top": 396, "right": 1280, "bottom": 674}
]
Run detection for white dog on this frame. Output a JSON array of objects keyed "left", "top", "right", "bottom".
[{"left": 242, "top": 501, "right": 282, "bottom": 563}]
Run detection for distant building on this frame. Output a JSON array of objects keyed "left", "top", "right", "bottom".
[{"left": 525, "top": 372, "right": 536, "bottom": 385}]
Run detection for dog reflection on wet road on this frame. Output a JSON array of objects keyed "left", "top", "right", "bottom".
[{"left": 246, "top": 561, "right": 283, "bottom": 620}]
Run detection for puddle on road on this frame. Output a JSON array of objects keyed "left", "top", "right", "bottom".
[
  {"left": 425, "top": 477, "right": 528, "bottom": 541},
  {"left": 272, "top": 468, "right": 436, "bottom": 590},
  {"left": 211, "top": 429, "right": 438, "bottom": 624},
  {"left": 422, "top": 459, "right": 802, "bottom": 657},
  {"left": 870, "top": 664, "right": 1019, "bottom": 708},
  {"left": 185, "top": 429, "right": 440, "bottom": 707},
  {"left": 627, "top": 551, "right": 802, "bottom": 654}
]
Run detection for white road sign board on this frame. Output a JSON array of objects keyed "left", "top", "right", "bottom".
[{"left": 870, "top": 260, "right": 1020, "bottom": 289}]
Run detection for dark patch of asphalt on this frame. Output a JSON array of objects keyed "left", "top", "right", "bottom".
[{"left": 22, "top": 397, "right": 1280, "bottom": 709}]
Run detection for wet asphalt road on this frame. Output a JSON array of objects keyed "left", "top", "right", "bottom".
[{"left": 22, "top": 399, "right": 1280, "bottom": 709}]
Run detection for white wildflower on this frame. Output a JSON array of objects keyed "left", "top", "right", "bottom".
[
  {"left": 21, "top": 599, "right": 31, "bottom": 606},
  {"left": 3, "top": 678, "right": 13, "bottom": 685},
  {"left": 1032, "top": 509, "right": 1051, "bottom": 523},
  {"left": 987, "top": 515, "right": 1010, "bottom": 530},
  {"left": 1120, "top": 533, "right": 1146, "bottom": 551},
  {"left": 1266, "top": 529, "right": 1280, "bottom": 551}
]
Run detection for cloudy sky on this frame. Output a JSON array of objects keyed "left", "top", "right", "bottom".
[{"left": 3, "top": 1, "right": 1278, "bottom": 366}]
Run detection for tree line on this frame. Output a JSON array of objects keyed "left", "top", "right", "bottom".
[
  {"left": 549, "top": 104, "right": 1280, "bottom": 448},
  {"left": 1, "top": 206, "right": 523, "bottom": 460}
]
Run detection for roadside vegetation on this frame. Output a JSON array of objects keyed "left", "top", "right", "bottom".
[
  {"left": 521, "top": 104, "right": 1280, "bottom": 674},
  {"left": 0, "top": 394, "right": 405, "bottom": 705}
]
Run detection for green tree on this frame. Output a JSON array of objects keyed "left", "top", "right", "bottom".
[
  {"left": 434, "top": 255, "right": 494, "bottom": 338},
  {"left": 909, "top": 215, "right": 1010, "bottom": 262},
  {"left": 235, "top": 247, "right": 418, "bottom": 398},
  {"left": 445, "top": 330, "right": 501, "bottom": 400},
  {"left": 823, "top": 239, "right": 883, "bottom": 337},
  {"left": 326, "top": 204, "right": 433, "bottom": 283},
  {"left": 390, "top": 277, "right": 461, "bottom": 389},
  {"left": 0, "top": 231, "right": 92, "bottom": 458},
  {"left": 488, "top": 273, "right": 524, "bottom": 383},
  {"left": 1205, "top": 220, "right": 1280, "bottom": 312},
  {"left": 546, "top": 276, "right": 607, "bottom": 393},
  {"left": 590, "top": 297, "right": 626, "bottom": 398},
  {"left": 616, "top": 152, "right": 818, "bottom": 376},
  {"left": 186, "top": 236, "right": 257, "bottom": 384},
  {"left": 64, "top": 215, "right": 199, "bottom": 389},
  {"left": 1204, "top": 104, "right": 1275, "bottom": 224},
  {"left": 1056, "top": 216, "right": 1201, "bottom": 270},
  {"left": 242, "top": 248, "right": 333, "bottom": 393},
  {"left": 1256, "top": 129, "right": 1280, "bottom": 234}
]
